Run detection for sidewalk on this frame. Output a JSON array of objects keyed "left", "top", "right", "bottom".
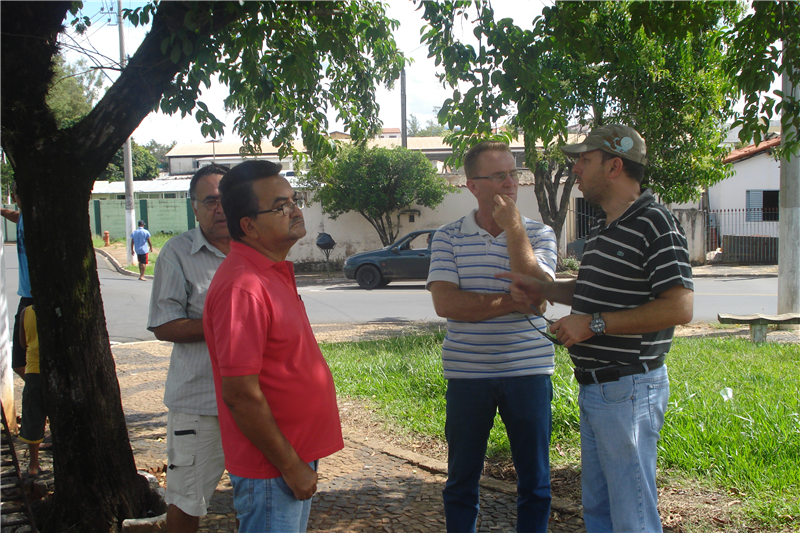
[
  {"left": 95, "top": 242, "right": 779, "bottom": 283},
  {"left": 115, "top": 341, "right": 585, "bottom": 532}
]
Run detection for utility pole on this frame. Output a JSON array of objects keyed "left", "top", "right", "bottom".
[
  {"left": 119, "top": 0, "right": 135, "bottom": 266},
  {"left": 778, "top": 59, "right": 800, "bottom": 323},
  {"left": 401, "top": 68, "right": 407, "bottom": 148}
]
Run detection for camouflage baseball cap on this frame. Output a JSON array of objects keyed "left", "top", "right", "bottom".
[{"left": 561, "top": 125, "right": 648, "bottom": 165}]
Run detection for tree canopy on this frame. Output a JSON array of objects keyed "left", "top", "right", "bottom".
[
  {"left": 423, "top": 0, "right": 736, "bottom": 203},
  {"left": 303, "top": 145, "right": 454, "bottom": 246},
  {"left": 1, "top": 1, "right": 405, "bottom": 530},
  {"left": 46, "top": 54, "right": 104, "bottom": 128},
  {"left": 99, "top": 140, "right": 159, "bottom": 182},
  {"left": 420, "top": 0, "right": 737, "bottom": 256},
  {"left": 143, "top": 139, "right": 176, "bottom": 173}
]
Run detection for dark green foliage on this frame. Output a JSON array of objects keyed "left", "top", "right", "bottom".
[
  {"left": 100, "top": 141, "right": 159, "bottom": 181},
  {"left": 303, "top": 145, "right": 455, "bottom": 245}
]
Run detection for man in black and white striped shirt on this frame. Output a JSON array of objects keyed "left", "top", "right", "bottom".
[{"left": 500, "top": 125, "right": 693, "bottom": 532}]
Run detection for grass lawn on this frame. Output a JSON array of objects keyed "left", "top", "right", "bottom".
[{"left": 322, "top": 334, "right": 800, "bottom": 528}]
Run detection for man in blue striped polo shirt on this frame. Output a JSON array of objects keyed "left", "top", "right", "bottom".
[
  {"left": 427, "top": 140, "right": 558, "bottom": 532},
  {"left": 500, "top": 125, "right": 694, "bottom": 532}
]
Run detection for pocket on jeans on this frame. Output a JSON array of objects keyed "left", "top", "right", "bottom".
[
  {"left": 648, "top": 382, "right": 669, "bottom": 432},
  {"left": 273, "top": 476, "right": 297, "bottom": 498},
  {"left": 231, "top": 475, "right": 253, "bottom": 514},
  {"left": 600, "top": 379, "right": 634, "bottom": 404}
]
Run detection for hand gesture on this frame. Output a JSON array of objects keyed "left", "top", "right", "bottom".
[
  {"left": 492, "top": 194, "right": 522, "bottom": 232},
  {"left": 282, "top": 458, "right": 318, "bottom": 501}
]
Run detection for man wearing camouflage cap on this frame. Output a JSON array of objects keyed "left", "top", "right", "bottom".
[{"left": 498, "top": 125, "right": 694, "bottom": 531}]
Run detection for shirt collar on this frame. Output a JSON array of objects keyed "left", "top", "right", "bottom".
[
  {"left": 190, "top": 227, "right": 227, "bottom": 258},
  {"left": 598, "top": 188, "right": 655, "bottom": 229},
  {"left": 460, "top": 209, "right": 526, "bottom": 237}
]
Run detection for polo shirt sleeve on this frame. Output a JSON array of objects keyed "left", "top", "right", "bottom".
[
  {"left": 211, "top": 286, "right": 270, "bottom": 377},
  {"left": 147, "top": 243, "right": 190, "bottom": 330},
  {"left": 644, "top": 209, "right": 694, "bottom": 295},
  {"left": 528, "top": 221, "right": 557, "bottom": 281},
  {"left": 426, "top": 225, "right": 459, "bottom": 289}
]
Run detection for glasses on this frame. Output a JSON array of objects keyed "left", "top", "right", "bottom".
[
  {"left": 524, "top": 304, "right": 562, "bottom": 345},
  {"left": 252, "top": 196, "right": 305, "bottom": 217},
  {"left": 195, "top": 196, "right": 221, "bottom": 209},
  {"left": 471, "top": 170, "right": 520, "bottom": 183}
]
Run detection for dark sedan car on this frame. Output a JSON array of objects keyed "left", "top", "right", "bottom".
[{"left": 343, "top": 229, "right": 436, "bottom": 289}]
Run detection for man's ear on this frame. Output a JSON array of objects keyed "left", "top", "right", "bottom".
[
  {"left": 465, "top": 179, "right": 479, "bottom": 198},
  {"left": 606, "top": 156, "right": 624, "bottom": 179},
  {"left": 240, "top": 216, "right": 258, "bottom": 239}
]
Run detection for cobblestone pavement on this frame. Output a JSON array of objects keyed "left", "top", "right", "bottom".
[{"left": 113, "top": 340, "right": 586, "bottom": 532}]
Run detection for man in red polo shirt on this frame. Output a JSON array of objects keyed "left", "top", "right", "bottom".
[{"left": 203, "top": 160, "right": 343, "bottom": 532}]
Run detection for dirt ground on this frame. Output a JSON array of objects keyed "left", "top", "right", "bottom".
[{"left": 315, "top": 322, "right": 800, "bottom": 533}]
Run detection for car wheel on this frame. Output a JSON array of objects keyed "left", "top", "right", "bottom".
[{"left": 356, "top": 264, "right": 383, "bottom": 290}]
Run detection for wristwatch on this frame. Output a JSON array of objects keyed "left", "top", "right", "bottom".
[{"left": 590, "top": 312, "right": 606, "bottom": 336}]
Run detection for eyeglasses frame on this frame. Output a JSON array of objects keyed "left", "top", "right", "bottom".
[
  {"left": 252, "top": 196, "right": 305, "bottom": 217},
  {"left": 470, "top": 170, "right": 521, "bottom": 183}
]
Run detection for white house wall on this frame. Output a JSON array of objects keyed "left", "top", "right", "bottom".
[
  {"left": 286, "top": 184, "right": 546, "bottom": 264},
  {"left": 708, "top": 153, "right": 781, "bottom": 211},
  {"left": 708, "top": 152, "right": 781, "bottom": 239}
]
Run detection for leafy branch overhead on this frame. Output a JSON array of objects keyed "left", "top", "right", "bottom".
[
  {"left": 422, "top": 0, "right": 738, "bottom": 206},
  {"left": 303, "top": 145, "right": 456, "bottom": 246},
  {"left": 122, "top": 1, "right": 406, "bottom": 161}
]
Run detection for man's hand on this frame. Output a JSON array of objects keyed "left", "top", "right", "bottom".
[
  {"left": 492, "top": 194, "right": 522, "bottom": 233},
  {"left": 496, "top": 272, "right": 551, "bottom": 306},
  {"left": 549, "top": 314, "right": 593, "bottom": 348},
  {"left": 282, "top": 458, "right": 318, "bottom": 501}
]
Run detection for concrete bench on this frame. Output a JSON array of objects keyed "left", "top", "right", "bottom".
[{"left": 717, "top": 313, "right": 800, "bottom": 343}]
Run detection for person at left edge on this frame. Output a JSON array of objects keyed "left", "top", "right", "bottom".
[
  {"left": 1, "top": 181, "right": 33, "bottom": 377},
  {"left": 203, "top": 160, "right": 343, "bottom": 532}
]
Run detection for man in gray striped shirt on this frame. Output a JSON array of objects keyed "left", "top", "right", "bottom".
[
  {"left": 501, "top": 125, "right": 694, "bottom": 532},
  {"left": 427, "top": 141, "right": 557, "bottom": 532},
  {"left": 147, "top": 164, "right": 231, "bottom": 533}
]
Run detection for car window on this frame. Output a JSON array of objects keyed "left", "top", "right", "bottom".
[{"left": 407, "top": 233, "right": 431, "bottom": 250}]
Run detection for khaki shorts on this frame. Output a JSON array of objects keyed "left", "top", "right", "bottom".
[{"left": 165, "top": 411, "right": 225, "bottom": 516}]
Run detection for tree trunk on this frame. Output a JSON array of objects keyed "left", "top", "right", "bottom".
[
  {"left": 523, "top": 134, "right": 578, "bottom": 267},
  {"left": 23, "top": 158, "right": 151, "bottom": 529},
  {"left": 1, "top": 3, "right": 234, "bottom": 530}
]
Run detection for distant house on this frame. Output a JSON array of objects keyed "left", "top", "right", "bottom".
[
  {"left": 379, "top": 127, "right": 402, "bottom": 139},
  {"left": 91, "top": 179, "right": 191, "bottom": 200},
  {"left": 709, "top": 136, "right": 782, "bottom": 216},
  {"left": 705, "top": 136, "right": 782, "bottom": 263},
  {"left": 164, "top": 135, "right": 532, "bottom": 178}
]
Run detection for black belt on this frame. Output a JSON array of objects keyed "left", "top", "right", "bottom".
[{"left": 573, "top": 360, "right": 664, "bottom": 385}]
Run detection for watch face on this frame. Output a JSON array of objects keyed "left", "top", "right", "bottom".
[{"left": 591, "top": 315, "right": 605, "bottom": 333}]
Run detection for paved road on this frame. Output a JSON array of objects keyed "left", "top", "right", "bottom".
[{"left": 2, "top": 244, "right": 781, "bottom": 343}]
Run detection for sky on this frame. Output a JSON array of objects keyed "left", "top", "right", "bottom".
[{"left": 60, "top": 0, "right": 550, "bottom": 147}]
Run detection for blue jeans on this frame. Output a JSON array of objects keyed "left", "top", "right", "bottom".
[
  {"left": 443, "top": 375, "right": 553, "bottom": 533},
  {"left": 230, "top": 461, "right": 317, "bottom": 533},
  {"left": 578, "top": 365, "right": 669, "bottom": 532}
]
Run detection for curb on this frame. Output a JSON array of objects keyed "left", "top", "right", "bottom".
[
  {"left": 691, "top": 271, "right": 777, "bottom": 278},
  {"left": 95, "top": 247, "right": 153, "bottom": 280},
  {"left": 342, "top": 435, "right": 583, "bottom": 516}
]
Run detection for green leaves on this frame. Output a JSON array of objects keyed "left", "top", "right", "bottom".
[
  {"left": 303, "top": 145, "right": 455, "bottom": 246},
  {"left": 421, "top": 0, "right": 737, "bottom": 204}
]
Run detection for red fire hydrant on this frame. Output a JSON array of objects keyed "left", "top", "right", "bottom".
[{"left": 103, "top": 231, "right": 110, "bottom": 246}]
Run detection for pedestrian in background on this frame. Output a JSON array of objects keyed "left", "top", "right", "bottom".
[{"left": 130, "top": 220, "right": 153, "bottom": 280}]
